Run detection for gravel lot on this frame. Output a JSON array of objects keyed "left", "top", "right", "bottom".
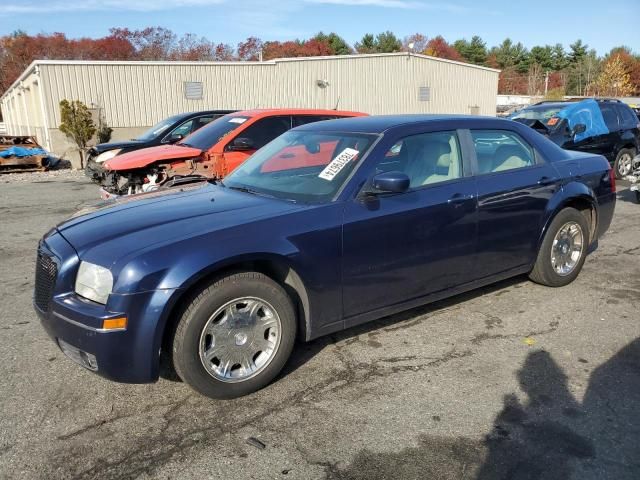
[{"left": 0, "top": 171, "right": 638, "bottom": 480}]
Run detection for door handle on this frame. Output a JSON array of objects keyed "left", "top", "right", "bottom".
[
  {"left": 537, "top": 176, "right": 557, "bottom": 186},
  {"left": 447, "top": 193, "right": 474, "bottom": 205}
]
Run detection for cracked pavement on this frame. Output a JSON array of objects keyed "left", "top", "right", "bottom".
[{"left": 0, "top": 172, "right": 638, "bottom": 479}]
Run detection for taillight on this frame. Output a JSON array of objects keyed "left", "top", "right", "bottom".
[{"left": 609, "top": 165, "right": 616, "bottom": 193}]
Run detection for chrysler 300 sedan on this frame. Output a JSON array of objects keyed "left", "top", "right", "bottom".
[{"left": 34, "top": 115, "right": 616, "bottom": 399}]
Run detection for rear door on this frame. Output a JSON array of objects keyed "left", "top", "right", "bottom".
[
  {"left": 342, "top": 129, "right": 478, "bottom": 320},
  {"left": 597, "top": 103, "right": 621, "bottom": 162},
  {"left": 471, "top": 129, "right": 561, "bottom": 279}
]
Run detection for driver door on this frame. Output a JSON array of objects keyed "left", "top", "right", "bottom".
[
  {"left": 341, "top": 130, "right": 478, "bottom": 322},
  {"left": 223, "top": 116, "right": 292, "bottom": 173}
]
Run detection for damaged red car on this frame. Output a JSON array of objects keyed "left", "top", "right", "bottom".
[{"left": 99, "top": 109, "right": 367, "bottom": 197}]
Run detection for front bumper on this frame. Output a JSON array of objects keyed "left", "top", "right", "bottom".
[
  {"left": 35, "top": 230, "right": 180, "bottom": 383},
  {"left": 85, "top": 157, "right": 106, "bottom": 184},
  {"left": 35, "top": 289, "right": 177, "bottom": 383}
]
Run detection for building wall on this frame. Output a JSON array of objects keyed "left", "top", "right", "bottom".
[{"left": 1, "top": 55, "right": 499, "bottom": 167}]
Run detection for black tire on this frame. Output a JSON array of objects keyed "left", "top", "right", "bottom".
[
  {"left": 614, "top": 148, "right": 636, "bottom": 179},
  {"left": 172, "top": 271, "right": 296, "bottom": 399},
  {"left": 529, "top": 207, "right": 590, "bottom": 287}
]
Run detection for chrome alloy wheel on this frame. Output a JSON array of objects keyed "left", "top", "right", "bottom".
[
  {"left": 199, "top": 297, "right": 281, "bottom": 382},
  {"left": 617, "top": 153, "right": 633, "bottom": 177},
  {"left": 551, "top": 221, "right": 584, "bottom": 276}
]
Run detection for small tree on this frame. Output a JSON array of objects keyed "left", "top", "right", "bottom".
[
  {"left": 59, "top": 99, "right": 96, "bottom": 168},
  {"left": 96, "top": 108, "right": 113, "bottom": 144}
]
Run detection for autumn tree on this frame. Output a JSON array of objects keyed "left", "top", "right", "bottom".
[
  {"left": 237, "top": 36, "right": 263, "bottom": 61},
  {"left": 424, "top": 36, "right": 462, "bottom": 61},
  {"left": 590, "top": 55, "right": 634, "bottom": 97},
  {"left": 59, "top": 100, "right": 96, "bottom": 169},
  {"left": 312, "top": 32, "right": 351, "bottom": 55}
]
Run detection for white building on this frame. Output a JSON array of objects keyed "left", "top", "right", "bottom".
[{"left": 0, "top": 53, "right": 499, "bottom": 167}]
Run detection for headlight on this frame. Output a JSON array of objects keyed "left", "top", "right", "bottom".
[
  {"left": 95, "top": 149, "right": 121, "bottom": 163},
  {"left": 75, "top": 261, "right": 113, "bottom": 304}
]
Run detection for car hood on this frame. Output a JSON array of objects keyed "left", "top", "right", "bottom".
[
  {"left": 91, "top": 140, "right": 145, "bottom": 154},
  {"left": 57, "top": 182, "right": 303, "bottom": 261},
  {"left": 104, "top": 144, "right": 203, "bottom": 171}
]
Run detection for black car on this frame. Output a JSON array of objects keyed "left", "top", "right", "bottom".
[
  {"left": 511, "top": 99, "right": 640, "bottom": 178},
  {"left": 85, "top": 110, "right": 235, "bottom": 183}
]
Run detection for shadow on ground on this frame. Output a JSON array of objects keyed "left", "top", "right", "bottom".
[{"left": 329, "top": 338, "right": 640, "bottom": 480}]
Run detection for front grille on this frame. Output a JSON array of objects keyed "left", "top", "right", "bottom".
[{"left": 34, "top": 249, "right": 57, "bottom": 311}]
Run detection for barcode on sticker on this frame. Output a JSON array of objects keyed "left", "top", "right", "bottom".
[{"left": 318, "top": 148, "right": 359, "bottom": 181}]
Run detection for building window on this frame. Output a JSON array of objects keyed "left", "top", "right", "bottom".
[
  {"left": 418, "top": 86, "right": 430, "bottom": 102},
  {"left": 184, "top": 82, "right": 203, "bottom": 100}
]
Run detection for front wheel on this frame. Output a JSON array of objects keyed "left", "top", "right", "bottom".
[
  {"left": 614, "top": 148, "right": 636, "bottom": 179},
  {"left": 529, "top": 207, "right": 590, "bottom": 287},
  {"left": 172, "top": 272, "right": 296, "bottom": 399}
]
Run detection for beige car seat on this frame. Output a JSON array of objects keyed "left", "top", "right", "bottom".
[
  {"left": 492, "top": 145, "right": 531, "bottom": 172},
  {"left": 405, "top": 140, "right": 454, "bottom": 187}
]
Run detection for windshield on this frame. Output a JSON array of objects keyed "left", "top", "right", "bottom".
[
  {"left": 179, "top": 115, "right": 250, "bottom": 150},
  {"left": 510, "top": 105, "right": 566, "bottom": 125},
  {"left": 223, "top": 130, "right": 378, "bottom": 203},
  {"left": 135, "top": 115, "right": 182, "bottom": 141}
]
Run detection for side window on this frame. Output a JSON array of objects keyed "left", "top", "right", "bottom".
[
  {"left": 231, "top": 116, "right": 291, "bottom": 150},
  {"left": 193, "top": 115, "right": 218, "bottom": 130},
  {"left": 292, "top": 115, "right": 336, "bottom": 127},
  {"left": 377, "top": 131, "right": 462, "bottom": 188},
  {"left": 170, "top": 119, "right": 194, "bottom": 137},
  {"left": 600, "top": 104, "right": 620, "bottom": 131},
  {"left": 471, "top": 130, "right": 535, "bottom": 174},
  {"left": 616, "top": 105, "right": 637, "bottom": 128}
]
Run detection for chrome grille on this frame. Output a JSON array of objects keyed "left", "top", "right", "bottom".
[{"left": 34, "top": 250, "right": 57, "bottom": 311}]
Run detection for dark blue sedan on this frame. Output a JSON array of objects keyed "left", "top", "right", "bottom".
[{"left": 34, "top": 115, "right": 616, "bottom": 398}]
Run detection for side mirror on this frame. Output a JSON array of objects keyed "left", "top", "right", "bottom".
[
  {"left": 370, "top": 171, "right": 410, "bottom": 194},
  {"left": 165, "top": 133, "right": 184, "bottom": 144},
  {"left": 572, "top": 123, "right": 586, "bottom": 136},
  {"left": 229, "top": 137, "right": 254, "bottom": 151}
]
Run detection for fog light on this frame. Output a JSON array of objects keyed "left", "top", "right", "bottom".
[{"left": 58, "top": 338, "right": 98, "bottom": 371}]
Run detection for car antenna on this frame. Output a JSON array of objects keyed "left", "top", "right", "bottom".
[{"left": 333, "top": 96, "right": 341, "bottom": 110}]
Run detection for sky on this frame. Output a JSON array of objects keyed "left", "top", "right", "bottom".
[{"left": 0, "top": 0, "right": 638, "bottom": 55}]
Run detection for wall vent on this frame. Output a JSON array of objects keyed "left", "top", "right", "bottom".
[
  {"left": 184, "top": 81, "right": 203, "bottom": 100},
  {"left": 418, "top": 86, "right": 430, "bottom": 102}
]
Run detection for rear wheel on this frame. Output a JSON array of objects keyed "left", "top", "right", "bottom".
[
  {"left": 529, "top": 207, "right": 590, "bottom": 287},
  {"left": 172, "top": 272, "right": 296, "bottom": 399},
  {"left": 614, "top": 148, "right": 636, "bottom": 179}
]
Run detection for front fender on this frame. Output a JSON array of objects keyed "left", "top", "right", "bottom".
[{"left": 538, "top": 181, "right": 597, "bottom": 251}]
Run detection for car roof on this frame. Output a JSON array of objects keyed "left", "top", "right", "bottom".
[
  {"left": 292, "top": 114, "right": 516, "bottom": 134},
  {"left": 179, "top": 110, "right": 237, "bottom": 118},
  {"left": 228, "top": 108, "right": 367, "bottom": 119}
]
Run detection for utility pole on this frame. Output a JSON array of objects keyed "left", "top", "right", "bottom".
[{"left": 544, "top": 71, "right": 549, "bottom": 96}]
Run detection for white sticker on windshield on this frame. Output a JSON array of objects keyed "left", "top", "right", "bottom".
[
  {"left": 228, "top": 117, "right": 247, "bottom": 124},
  {"left": 318, "top": 148, "right": 359, "bottom": 181}
]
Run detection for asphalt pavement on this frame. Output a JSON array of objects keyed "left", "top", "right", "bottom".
[{"left": 0, "top": 171, "right": 638, "bottom": 480}]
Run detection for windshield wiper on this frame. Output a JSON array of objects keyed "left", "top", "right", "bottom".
[
  {"left": 227, "top": 185, "right": 257, "bottom": 195},
  {"left": 227, "top": 185, "right": 279, "bottom": 199}
]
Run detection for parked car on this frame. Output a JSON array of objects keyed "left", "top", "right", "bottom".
[
  {"left": 85, "top": 110, "right": 235, "bottom": 183},
  {"left": 98, "top": 109, "right": 367, "bottom": 197},
  {"left": 34, "top": 115, "right": 616, "bottom": 399},
  {"left": 510, "top": 99, "right": 640, "bottom": 178}
]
